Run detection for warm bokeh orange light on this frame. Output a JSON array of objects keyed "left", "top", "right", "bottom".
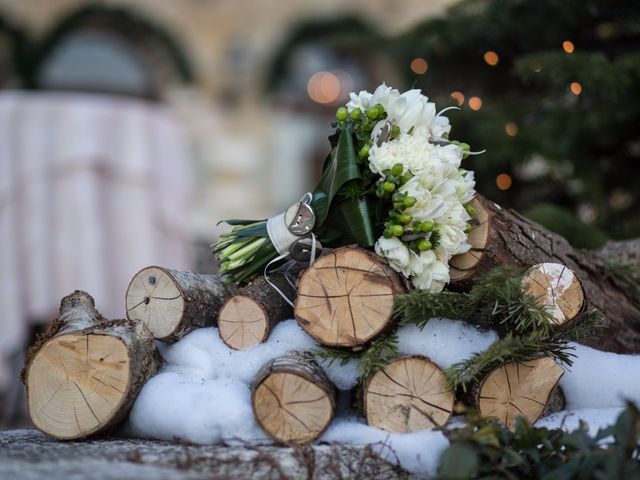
[
  {"left": 496, "top": 173, "right": 512, "bottom": 191},
  {"left": 468, "top": 96, "right": 482, "bottom": 111},
  {"left": 563, "top": 40, "right": 575, "bottom": 54},
  {"left": 570, "top": 81, "right": 582, "bottom": 95},
  {"left": 410, "top": 57, "right": 428, "bottom": 75},
  {"left": 450, "top": 91, "right": 465, "bottom": 107},
  {"left": 505, "top": 122, "right": 518, "bottom": 136},
  {"left": 483, "top": 51, "right": 499, "bottom": 66},
  {"left": 307, "top": 71, "right": 341, "bottom": 104}
]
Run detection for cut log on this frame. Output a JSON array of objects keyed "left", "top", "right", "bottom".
[
  {"left": 251, "top": 351, "right": 335, "bottom": 445},
  {"left": 475, "top": 356, "right": 565, "bottom": 430},
  {"left": 24, "top": 291, "right": 160, "bottom": 440},
  {"left": 294, "top": 247, "right": 405, "bottom": 348},
  {"left": 363, "top": 356, "right": 454, "bottom": 433},
  {"left": 449, "top": 194, "right": 640, "bottom": 353},
  {"left": 521, "top": 263, "right": 584, "bottom": 325},
  {"left": 126, "top": 267, "right": 234, "bottom": 343},
  {"left": 218, "top": 275, "right": 294, "bottom": 350}
]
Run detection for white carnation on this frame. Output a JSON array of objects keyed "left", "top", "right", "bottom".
[{"left": 374, "top": 236, "right": 410, "bottom": 273}]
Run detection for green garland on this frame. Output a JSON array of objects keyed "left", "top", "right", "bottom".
[{"left": 316, "top": 265, "right": 605, "bottom": 389}]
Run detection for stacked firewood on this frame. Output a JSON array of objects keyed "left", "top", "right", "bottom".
[{"left": 23, "top": 195, "right": 639, "bottom": 444}]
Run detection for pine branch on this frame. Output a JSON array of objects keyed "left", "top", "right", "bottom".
[
  {"left": 445, "top": 333, "right": 575, "bottom": 392},
  {"left": 358, "top": 333, "right": 399, "bottom": 384},
  {"left": 553, "top": 309, "right": 607, "bottom": 342},
  {"left": 395, "top": 290, "right": 472, "bottom": 328},
  {"left": 314, "top": 346, "right": 355, "bottom": 367}
]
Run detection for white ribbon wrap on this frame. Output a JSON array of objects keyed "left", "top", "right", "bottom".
[{"left": 266, "top": 212, "right": 299, "bottom": 255}]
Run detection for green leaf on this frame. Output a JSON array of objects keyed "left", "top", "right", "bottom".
[
  {"left": 322, "top": 195, "right": 375, "bottom": 247},
  {"left": 438, "top": 444, "right": 479, "bottom": 480},
  {"left": 312, "top": 127, "right": 361, "bottom": 226}
]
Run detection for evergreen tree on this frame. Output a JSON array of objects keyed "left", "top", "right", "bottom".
[{"left": 395, "top": 0, "right": 640, "bottom": 246}]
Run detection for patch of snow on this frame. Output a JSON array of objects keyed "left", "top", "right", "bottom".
[
  {"left": 536, "top": 407, "right": 624, "bottom": 434},
  {"left": 127, "top": 316, "right": 640, "bottom": 476},
  {"left": 396, "top": 319, "right": 498, "bottom": 369},
  {"left": 560, "top": 343, "right": 640, "bottom": 409}
]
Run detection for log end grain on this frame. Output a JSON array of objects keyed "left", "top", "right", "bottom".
[
  {"left": 126, "top": 266, "right": 185, "bottom": 341},
  {"left": 476, "top": 356, "right": 565, "bottom": 430},
  {"left": 363, "top": 356, "right": 454, "bottom": 433},
  {"left": 218, "top": 295, "right": 270, "bottom": 349}
]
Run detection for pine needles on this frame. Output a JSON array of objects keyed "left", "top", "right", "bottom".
[{"left": 318, "top": 265, "right": 605, "bottom": 391}]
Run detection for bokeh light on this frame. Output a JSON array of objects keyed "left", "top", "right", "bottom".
[
  {"left": 496, "top": 173, "right": 512, "bottom": 190},
  {"left": 505, "top": 122, "right": 518, "bottom": 136},
  {"left": 563, "top": 40, "right": 575, "bottom": 54},
  {"left": 468, "top": 96, "right": 482, "bottom": 110},
  {"left": 570, "top": 81, "right": 582, "bottom": 95},
  {"left": 410, "top": 57, "right": 428, "bottom": 74},
  {"left": 450, "top": 91, "right": 465, "bottom": 107},
  {"left": 483, "top": 51, "right": 499, "bottom": 66},
  {"left": 307, "top": 71, "right": 341, "bottom": 104}
]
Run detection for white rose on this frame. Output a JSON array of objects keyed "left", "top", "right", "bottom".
[
  {"left": 456, "top": 170, "right": 476, "bottom": 204},
  {"left": 437, "top": 224, "right": 467, "bottom": 256},
  {"left": 375, "top": 236, "right": 410, "bottom": 273}
]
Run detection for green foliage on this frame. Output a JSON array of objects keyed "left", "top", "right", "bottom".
[
  {"left": 314, "top": 333, "right": 399, "bottom": 384},
  {"left": 438, "top": 402, "right": 640, "bottom": 479},
  {"left": 396, "top": 266, "right": 605, "bottom": 390},
  {"left": 396, "top": 0, "right": 640, "bottom": 241},
  {"left": 524, "top": 204, "right": 609, "bottom": 249}
]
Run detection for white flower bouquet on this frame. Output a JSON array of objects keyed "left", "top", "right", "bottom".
[{"left": 214, "top": 84, "right": 480, "bottom": 292}]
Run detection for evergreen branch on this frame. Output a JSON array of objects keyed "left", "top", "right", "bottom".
[
  {"left": 314, "top": 346, "right": 355, "bottom": 367},
  {"left": 445, "top": 333, "right": 575, "bottom": 392},
  {"left": 358, "top": 333, "right": 399, "bottom": 384},
  {"left": 395, "top": 290, "right": 472, "bottom": 328},
  {"left": 552, "top": 309, "right": 607, "bottom": 342}
]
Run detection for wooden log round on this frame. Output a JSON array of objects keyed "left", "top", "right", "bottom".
[
  {"left": 126, "top": 267, "right": 233, "bottom": 343},
  {"left": 475, "top": 356, "right": 565, "bottom": 430},
  {"left": 251, "top": 351, "right": 335, "bottom": 445},
  {"left": 449, "top": 194, "right": 640, "bottom": 354},
  {"left": 362, "top": 356, "right": 454, "bottom": 433},
  {"left": 522, "top": 263, "right": 584, "bottom": 325},
  {"left": 450, "top": 197, "right": 490, "bottom": 282},
  {"left": 24, "top": 291, "right": 160, "bottom": 440},
  {"left": 218, "top": 275, "right": 294, "bottom": 350},
  {"left": 294, "top": 247, "right": 404, "bottom": 348}
]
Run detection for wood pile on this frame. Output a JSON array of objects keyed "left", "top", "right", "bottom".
[{"left": 22, "top": 201, "right": 640, "bottom": 443}]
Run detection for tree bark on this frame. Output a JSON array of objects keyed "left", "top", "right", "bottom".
[
  {"left": 362, "top": 356, "right": 454, "bottom": 433},
  {"left": 252, "top": 351, "right": 336, "bottom": 445},
  {"left": 295, "top": 247, "right": 405, "bottom": 348},
  {"left": 450, "top": 194, "right": 640, "bottom": 353},
  {"left": 472, "top": 357, "right": 565, "bottom": 430},
  {"left": 126, "top": 267, "right": 235, "bottom": 343},
  {"left": 23, "top": 291, "right": 160, "bottom": 440},
  {"left": 218, "top": 275, "right": 295, "bottom": 350}
]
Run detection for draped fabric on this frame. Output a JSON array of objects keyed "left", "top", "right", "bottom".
[{"left": 0, "top": 92, "right": 192, "bottom": 365}]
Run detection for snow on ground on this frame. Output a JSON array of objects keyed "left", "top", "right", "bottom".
[{"left": 126, "top": 318, "right": 640, "bottom": 476}]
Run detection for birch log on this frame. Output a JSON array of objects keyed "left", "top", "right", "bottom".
[
  {"left": 218, "top": 275, "right": 294, "bottom": 350},
  {"left": 295, "top": 247, "right": 405, "bottom": 348},
  {"left": 449, "top": 194, "right": 640, "bottom": 353},
  {"left": 474, "top": 357, "right": 565, "bottom": 430},
  {"left": 252, "top": 352, "right": 335, "bottom": 445},
  {"left": 362, "top": 356, "right": 454, "bottom": 433},
  {"left": 126, "top": 267, "right": 234, "bottom": 343},
  {"left": 24, "top": 291, "right": 160, "bottom": 440}
]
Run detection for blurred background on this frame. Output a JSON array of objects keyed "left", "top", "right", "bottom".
[{"left": 1, "top": 0, "right": 638, "bottom": 427}]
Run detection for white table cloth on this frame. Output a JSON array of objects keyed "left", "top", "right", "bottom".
[{"left": 0, "top": 92, "right": 192, "bottom": 366}]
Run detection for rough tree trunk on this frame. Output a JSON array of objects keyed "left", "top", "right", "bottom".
[
  {"left": 450, "top": 195, "right": 640, "bottom": 353},
  {"left": 218, "top": 275, "right": 295, "bottom": 350},
  {"left": 362, "top": 356, "right": 454, "bottom": 433},
  {"left": 23, "top": 291, "right": 160, "bottom": 440},
  {"left": 473, "top": 356, "right": 565, "bottom": 430},
  {"left": 126, "top": 267, "right": 234, "bottom": 343},
  {"left": 252, "top": 352, "right": 336, "bottom": 445},
  {"left": 295, "top": 247, "right": 405, "bottom": 348}
]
